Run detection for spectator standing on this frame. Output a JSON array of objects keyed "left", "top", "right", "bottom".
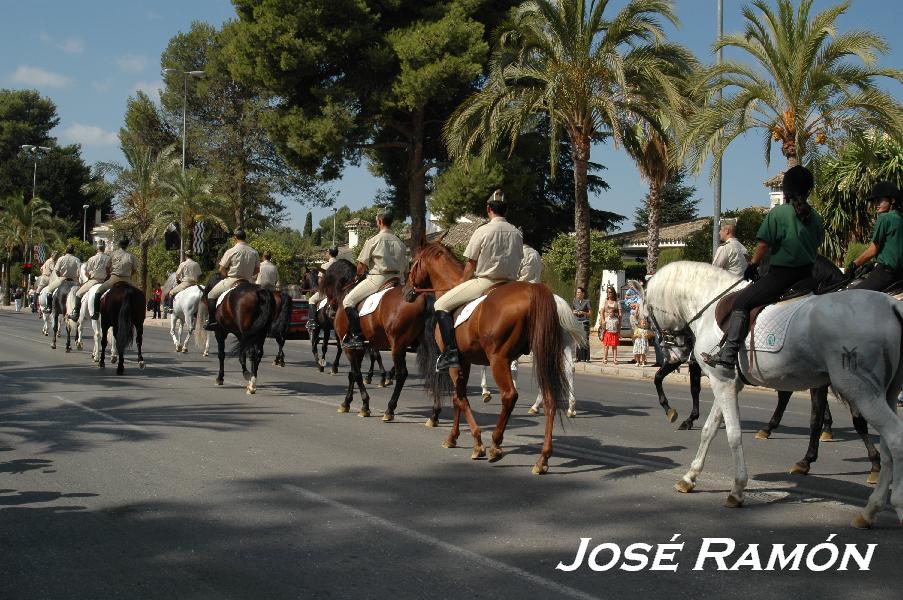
[
  {"left": 13, "top": 287, "right": 23, "bottom": 312},
  {"left": 598, "top": 286, "right": 621, "bottom": 365},
  {"left": 151, "top": 285, "right": 162, "bottom": 319},
  {"left": 572, "top": 287, "right": 591, "bottom": 362}
]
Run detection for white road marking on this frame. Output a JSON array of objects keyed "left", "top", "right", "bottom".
[{"left": 283, "top": 483, "right": 603, "bottom": 600}]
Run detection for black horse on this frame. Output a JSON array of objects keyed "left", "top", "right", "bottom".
[
  {"left": 198, "top": 274, "right": 284, "bottom": 394},
  {"left": 310, "top": 297, "right": 389, "bottom": 383},
  {"left": 98, "top": 282, "right": 146, "bottom": 375}
]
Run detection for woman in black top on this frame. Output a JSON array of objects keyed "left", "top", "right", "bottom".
[{"left": 572, "top": 287, "right": 591, "bottom": 362}]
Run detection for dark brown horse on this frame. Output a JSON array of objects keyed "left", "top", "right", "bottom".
[
  {"left": 198, "top": 275, "right": 286, "bottom": 394},
  {"left": 322, "top": 259, "right": 446, "bottom": 422},
  {"left": 98, "top": 282, "right": 146, "bottom": 375},
  {"left": 404, "top": 241, "right": 570, "bottom": 475}
]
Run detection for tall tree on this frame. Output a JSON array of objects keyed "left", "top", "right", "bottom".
[
  {"left": 226, "top": 0, "right": 514, "bottom": 248},
  {"left": 684, "top": 0, "right": 903, "bottom": 173},
  {"left": 633, "top": 168, "right": 700, "bottom": 229},
  {"left": 0, "top": 196, "right": 62, "bottom": 303},
  {"left": 445, "top": 0, "right": 696, "bottom": 292},
  {"left": 153, "top": 168, "right": 229, "bottom": 253},
  {"left": 303, "top": 211, "right": 313, "bottom": 238}
]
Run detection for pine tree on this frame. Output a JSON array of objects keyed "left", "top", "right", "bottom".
[{"left": 303, "top": 211, "right": 313, "bottom": 237}]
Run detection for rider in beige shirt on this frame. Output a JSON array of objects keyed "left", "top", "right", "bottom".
[
  {"left": 168, "top": 251, "right": 203, "bottom": 300},
  {"left": 434, "top": 190, "right": 523, "bottom": 371},
  {"left": 42, "top": 246, "right": 81, "bottom": 312},
  {"left": 518, "top": 243, "right": 542, "bottom": 283},
  {"left": 341, "top": 210, "right": 407, "bottom": 349},
  {"left": 306, "top": 247, "right": 339, "bottom": 329},
  {"left": 92, "top": 238, "right": 137, "bottom": 319},
  {"left": 70, "top": 241, "right": 111, "bottom": 319},
  {"left": 34, "top": 251, "right": 59, "bottom": 306},
  {"left": 204, "top": 229, "right": 260, "bottom": 330},
  {"left": 255, "top": 252, "right": 281, "bottom": 291}
]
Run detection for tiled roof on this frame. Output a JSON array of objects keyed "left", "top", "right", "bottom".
[
  {"left": 606, "top": 217, "right": 710, "bottom": 246},
  {"left": 344, "top": 217, "right": 370, "bottom": 228},
  {"left": 426, "top": 213, "right": 486, "bottom": 248},
  {"left": 764, "top": 172, "right": 784, "bottom": 188}
]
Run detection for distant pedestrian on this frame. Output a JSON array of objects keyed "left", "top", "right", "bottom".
[
  {"left": 572, "top": 287, "right": 590, "bottom": 362},
  {"left": 151, "top": 285, "right": 162, "bottom": 319},
  {"left": 598, "top": 286, "right": 621, "bottom": 365},
  {"left": 13, "top": 287, "right": 24, "bottom": 312},
  {"left": 632, "top": 318, "right": 651, "bottom": 366}
]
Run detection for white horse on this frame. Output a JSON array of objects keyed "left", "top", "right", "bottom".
[
  {"left": 170, "top": 284, "right": 209, "bottom": 355},
  {"left": 479, "top": 294, "right": 583, "bottom": 417},
  {"left": 645, "top": 261, "right": 903, "bottom": 528}
]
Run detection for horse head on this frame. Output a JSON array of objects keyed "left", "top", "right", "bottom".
[
  {"left": 403, "top": 240, "right": 462, "bottom": 303},
  {"left": 320, "top": 259, "right": 357, "bottom": 303}
]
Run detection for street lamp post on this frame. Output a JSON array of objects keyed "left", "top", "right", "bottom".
[
  {"left": 712, "top": 0, "right": 724, "bottom": 258},
  {"left": 332, "top": 208, "right": 337, "bottom": 247},
  {"left": 20, "top": 144, "right": 51, "bottom": 292},
  {"left": 82, "top": 204, "right": 90, "bottom": 241},
  {"left": 162, "top": 68, "right": 205, "bottom": 261}
]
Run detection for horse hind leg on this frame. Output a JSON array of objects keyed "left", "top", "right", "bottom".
[
  {"left": 653, "top": 361, "right": 681, "bottom": 424},
  {"left": 849, "top": 403, "right": 881, "bottom": 484},
  {"left": 820, "top": 402, "right": 835, "bottom": 442},
  {"left": 790, "top": 387, "right": 828, "bottom": 475},
  {"left": 352, "top": 351, "right": 371, "bottom": 417},
  {"left": 136, "top": 323, "right": 145, "bottom": 369},
  {"left": 682, "top": 361, "right": 703, "bottom": 430},
  {"left": 756, "top": 390, "right": 793, "bottom": 440},
  {"left": 480, "top": 366, "right": 492, "bottom": 403},
  {"left": 487, "top": 358, "right": 519, "bottom": 465},
  {"left": 246, "top": 339, "right": 263, "bottom": 394},
  {"left": 382, "top": 351, "right": 408, "bottom": 422}
]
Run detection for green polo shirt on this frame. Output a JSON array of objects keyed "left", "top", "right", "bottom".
[
  {"left": 872, "top": 210, "right": 903, "bottom": 271},
  {"left": 756, "top": 203, "right": 824, "bottom": 268}
]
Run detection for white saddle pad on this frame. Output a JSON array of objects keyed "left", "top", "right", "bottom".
[
  {"left": 318, "top": 297, "right": 328, "bottom": 311},
  {"left": 359, "top": 287, "right": 393, "bottom": 317},
  {"left": 215, "top": 287, "right": 238, "bottom": 308},
  {"left": 715, "top": 295, "right": 813, "bottom": 353},
  {"left": 455, "top": 295, "right": 488, "bottom": 328}
]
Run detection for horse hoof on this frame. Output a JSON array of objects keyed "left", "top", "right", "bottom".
[
  {"left": 181, "top": 348, "right": 188, "bottom": 354},
  {"left": 470, "top": 447, "right": 486, "bottom": 460},
  {"left": 384, "top": 379, "right": 393, "bottom": 387},
  {"left": 337, "top": 404, "right": 350, "bottom": 414},
  {"left": 527, "top": 407, "right": 538, "bottom": 415},
  {"left": 674, "top": 479, "right": 694, "bottom": 493},
  {"left": 532, "top": 461, "right": 549, "bottom": 475},
  {"left": 789, "top": 462, "right": 809, "bottom": 475},
  {"left": 139, "top": 361, "right": 145, "bottom": 370},
  {"left": 76, "top": 343, "right": 83, "bottom": 350},
  {"left": 358, "top": 408, "right": 371, "bottom": 418},
  {"left": 380, "top": 380, "right": 389, "bottom": 388},
  {"left": 51, "top": 344, "right": 56, "bottom": 350},
  {"left": 677, "top": 421, "right": 693, "bottom": 431},
  {"left": 318, "top": 366, "right": 325, "bottom": 373},
  {"left": 724, "top": 495, "right": 743, "bottom": 509},
  {"left": 482, "top": 392, "right": 491, "bottom": 403},
  {"left": 567, "top": 409, "right": 576, "bottom": 418},
  {"left": 246, "top": 387, "right": 256, "bottom": 395},
  {"left": 442, "top": 440, "right": 456, "bottom": 449},
  {"left": 666, "top": 408, "right": 678, "bottom": 423},
  {"left": 819, "top": 431, "right": 834, "bottom": 442},
  {"left": 487, "top": 447, "right": 503, "bottom": 462},
  {"left": 382, "top": 412, "right": 394, "bottom": 422},
  {"left": 425, "top": 418, "right": 437, "bottom": 428},
  {"left": 65, "top": 348, "right": 70, "bottom": 353},
  {"left": 175, "top": 346, "right": 181, "bottom": 353},
  {"left": 363, "top": 377, "right": 371, "bottom": 385},
  {"left": 43, "top": 332, "right": 48, "bottom": 336},
  {"left": 215, "top": 378, "right": 223, "bottom": 386},
  {"left": 851, "top": 514, "right": 873, "bottom": 530},
  {"left": 867, "top": 470, "right": 880, "bottom": 485},
  {"left": 203, "top": 352, "right": 209, "bottom": 357},
  {"left": 755, "top": 430, "right": 771, "bottom": 440},
  {"left": 330, "top": 370, "right": 339, "bottom": 376}
]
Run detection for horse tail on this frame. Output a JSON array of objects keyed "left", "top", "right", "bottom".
[
  {"left": 233, "top": 288, "right": 275, "bottom": 357},
  {"left": 530, "top": 284, "right": 568, "bottom": 415},
  {"left": 194, "top": 293, "right": 209, "bottom": 350},
  {"left": 269, "top": 291, "right": 292, "bottom": 339},
  {"left": 554, "top": 294, "right": 587, "bottom": 350},
  {"left": 416, "top": 294, "right": 452, "bottom": 401},
  {"left": 117, "top": 286, "right": 135, "bottom": 352},
  {"left": 890, "top": 299, "right": 903, "bottom": 407}
]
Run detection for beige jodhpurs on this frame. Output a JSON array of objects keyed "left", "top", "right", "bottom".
[
  {"left": 76, "top": 278, "right": 105, "bottom": 298},
  {"left": 434, "top": 277, "right": 501, "bottom": 313},
  {"left": 208, "top": 277, "right": 240, "bottom": 301},
  {"left": 169, "top": 279, "right": 198, "bottom": 298},
  {"left": 95, "top": 274, "right": 132, "bottom": 297}
]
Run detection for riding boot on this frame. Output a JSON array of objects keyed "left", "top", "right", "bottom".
[
  {"left": 434, "top": 310, "right": 460, "bottom": 372},
  {"left": 42, "top": 292, "right": 52, "bottom": 313},
  {"left": 204, "top": 298, "right": 218, "bottom": 331},
  {"left": 91, "top": 293, "right": 101, "bottom": 320},
  {"left": 701, "top": 310, "right": 749, "bottom": 370},
  {"left": 341, "top": 307, "right": 365, "bottom": 349},
  {"left": 69, "top": 296, "right": 82, "bottom": 320}
]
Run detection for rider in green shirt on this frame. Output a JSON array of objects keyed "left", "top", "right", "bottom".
[
  {"left": 702, "top": 166, "right": 824, "bottom": 370},
  {"left": 848, "top": 181, "right": 903, "bottom": 291}
]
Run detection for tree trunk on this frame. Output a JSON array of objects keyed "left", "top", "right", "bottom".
[
  {"left": 645, "top": 180, "right": 663, "bottom": 276},
  {"left": 139, "top": 239, "right": 150, "bottom": 292},
  {"left": 1, "top": 258, "right": 9, "bottom": 306},
  {"left": 407, "top": 109, "right": 427, "bottom": 251},
  {"left": 571, "top": 135, "right": 591, "bottom": 292}
]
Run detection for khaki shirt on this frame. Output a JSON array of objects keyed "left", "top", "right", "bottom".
[
  {"left": 517, "top": 244, "right": 542, "bottom": 283},
  {"left": 256, "top": 260, "right": 280, "bottom": 287},
  {"left": 86, "top": 252, "right": 112, "bottom": 280},
  {"left": 176, "top": 258, "right": 202, "bottom": 282},
  {"left": 41, "top": 258, "right": 56, "bottom": 277},
  {"left": 357, "top": 229, "right": 406, "bottom": 275},
  {"left": 465, "top": 217, "right": 523, "bottom": 280},
  {"left": 55, "top": 254, "right": 80, "bottom": 279},
  {"left": 220, "top": 241, "right": 259, "bottom": 280},
  {"left": 712, "top": 237, "right": 749, "bottom": 277},
  {"left": 111, "top": 248, "right": 137, "bottom": 277}
]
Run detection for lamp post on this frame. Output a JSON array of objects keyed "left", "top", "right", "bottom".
[
  {"left": 332, "top": 208, "right": 337, "bottom": 247},
  {"left": 82, "top": 204, "right": 90, "bottom": 241},
  {"left": 162, "top": 68, "right": 205, "bottom": 261},
  {"left": 711, "top": 0, "right": 724, "bottom": 258},
  {"left": 20, "top": 144, "right": 51, "bottom": 291}
]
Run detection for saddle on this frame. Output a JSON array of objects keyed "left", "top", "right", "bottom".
[
  {"left": 715, "top": 285, "right": 812, "bottom": 333},
  {"left": 100, "top": 281, "right": 133, "bottom": 300},
  {"left": 379, "top": 277, "right": 399, "bottom": 291},
  {"left": 452, "top": 282, "right": 509, "bottom": 328}
]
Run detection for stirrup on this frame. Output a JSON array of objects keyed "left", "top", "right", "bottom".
[
  {"left": 341, "top": 334, "right": 364, "bottom": 350},
  {"left": 435, "top": 350, "right": 460, "bottom": 373},
  {"left": 700, "top": 350, "right": 735, "bottom": 369},
  {"left": 305, "top": 320, "right": 318, "bottom": 331}
]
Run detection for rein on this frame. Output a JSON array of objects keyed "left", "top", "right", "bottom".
[{"left": 649, "top": 276, "right": 745, "bottom": 346}]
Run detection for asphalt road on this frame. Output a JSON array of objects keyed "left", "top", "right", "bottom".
[{"left": 0, "top": 310, "right": 900, "bottom": 600}]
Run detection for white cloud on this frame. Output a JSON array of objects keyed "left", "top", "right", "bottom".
[
  {"left": 59, "top": 123, "right": 119, "bottom": 147},
  {"left": 9, "top": 65, "right": 71, "bottom": 88},
  {"left": 115, "top": 54, "right": 149, "bottom": 73},
  {"left": 91, "top": 79, "right": 113, "bottom": 93},
  {"left": 132, "top": 80, "right": 164, "bottom": 100},
  {"left": 40, "top": 33, "right": 85, "bottom": 54}
]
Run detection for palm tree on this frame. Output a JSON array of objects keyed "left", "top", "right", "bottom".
[
  {"left": 683, "top": 0, "right": 903, "bottom": 173},
  {"left": 815, "top": 131, "right": 903, "bottom": 260},
  {"left": 91, "top": 138, "right": 179, "bottom": 291},
  {"left": 445, "top": 0, "right": 696, "bottom": 291},
  {"left": 152, "top": 168, "right": 229, "bottom": 255},
  {"left": 0, "top": 195, "right": 62, "bottom": 303}
]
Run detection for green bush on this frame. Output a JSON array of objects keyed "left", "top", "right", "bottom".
[
  {"left": 544, "top": 231, "right": 623, "bottom": 283},
  {"left": 147, "top": 243, "right": 179, "bottom": 288},
  {"left": 657, "top": 247, "right": 685, "bottom": 268}
]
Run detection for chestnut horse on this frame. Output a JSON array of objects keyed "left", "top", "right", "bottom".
[
  {"left": 404, "top": 241, "right": 574, "bottom": 475},
  {"left": 197, "top": 275, "right": 287, "bottom": 394},
  {"left": 321, "top": 259, "right": 446, "bottom": 422},
  {"left": 98, "top": 282, "right": 146, "bottom": 375}
]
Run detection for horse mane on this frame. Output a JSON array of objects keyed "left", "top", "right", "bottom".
[
  {"left": 320, "top": 258, "right": 357, "bottom": 300},
  {"left": 645, "top": 261, "right": 739, "bottom": 325},
  {"left": 418, "top": 240, "right": 463, "bottom": 266}
]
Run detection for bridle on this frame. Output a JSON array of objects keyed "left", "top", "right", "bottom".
[
  {"left": 647, "top": 277, "right": 745, "bottom": 349},
  {"left": 403, "top": 253, "right": 451, "bottom": 298}
]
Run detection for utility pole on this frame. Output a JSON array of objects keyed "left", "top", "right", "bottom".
[{"left": 712, "top": 0, "right": 724, "bottom": 258}]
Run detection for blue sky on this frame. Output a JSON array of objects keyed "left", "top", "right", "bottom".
[{"left": 3, "top": 0, "right": 902, "bottom": 234}]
